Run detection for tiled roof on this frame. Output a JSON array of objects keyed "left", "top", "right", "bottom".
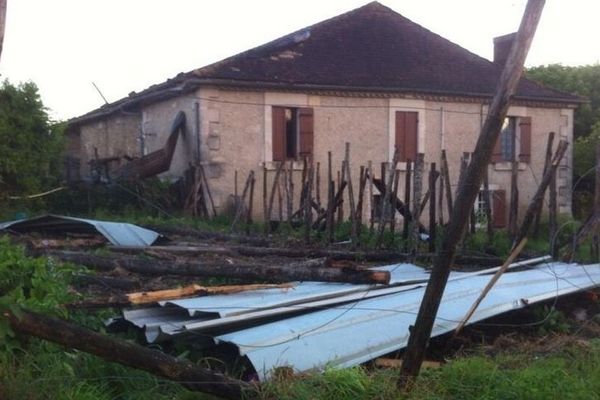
[
  {"left": 71, "top": 2, "right": 582, "bottom": 124},
  {"left": 193, "top": 2, "right": 579, "bottom": 101}
]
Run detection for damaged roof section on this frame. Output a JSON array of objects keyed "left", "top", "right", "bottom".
[
  {"left": 0, "top": 214, "right": 161, "bottom": 247},
  {"left": 118, "top": 257, "right": 600, "bottom": 380}
]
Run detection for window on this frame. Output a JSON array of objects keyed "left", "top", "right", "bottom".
[
  {"left": 395, "top": 111, "right": 418, "bottom": 162},
  {"left": 272, "top": 106, "right": 313, "bottom": 161},
  {"left": 492, "top": 116, "right": 532, "bottom": 163},
  {"left": 500, "top": 117, "right": 516, "bottom": 161},
  {"left": 473, "top": 189, "right": 507, "bottom": 228}
]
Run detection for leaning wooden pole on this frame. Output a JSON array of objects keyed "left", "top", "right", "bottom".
[
  {"left": 398, "top": 0, "right": 545, "bottom": 388},
  {"left": 7, "top": 310, "right": 252, "bottom": 400},
  {"left": 0, "top": 0, "right": 6, "bottom": 63}
]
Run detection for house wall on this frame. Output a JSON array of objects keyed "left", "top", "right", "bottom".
[
  {"left": 141, "top": 96, "right": 198, "bottom": 179},
  {"left": 194, "top": 88, "right": 574, "bottom": 224},
  {"left": 70, "top": 87, "right": 574, "bottom": 225},
  {"left": 78, "top": 113, "right": 141, "bottom": 178}
]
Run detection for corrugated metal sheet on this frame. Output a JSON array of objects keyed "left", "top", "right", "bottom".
[
  {"left": 216, "top": 262, "right": 600, "bottom": 380},
  {"left": 121, "top": 257, "right": 550, "bottom": 343},
  {"left": 0, "top": 214, "right": 160, "bottom": 247}
]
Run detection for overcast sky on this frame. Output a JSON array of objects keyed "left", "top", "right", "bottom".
[{"left": 1, "top": 0, "right": 598, "bottom": 121}]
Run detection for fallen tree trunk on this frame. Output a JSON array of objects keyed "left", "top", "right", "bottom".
[
  {"left": 67, "top": 283, "right": 294, "bottom": 309},
  {"left": 42, "top": 251, "right": 391, "bottom": 284},
  {"left": 110, "top": 244, "right": 408, "bottom": 262},
  {"left": 109, "top": 245, "right": 502, "bottom": 266},
  {"left": 144, "top": 224, "right": 270, "bottom": 246},
  {"left": 7, "top": 309, "right": 253, "bottom": 400}
]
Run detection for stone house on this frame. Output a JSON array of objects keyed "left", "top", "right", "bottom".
[{"left": 66, "top": 2, "right": 582, "bottom": 226}]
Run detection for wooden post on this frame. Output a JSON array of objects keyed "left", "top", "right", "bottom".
[
  {"left": 288, "top": 160, "right": 294, "bottom": 224},
  {"left": 483, "top": 166, "right": 494, "bottom": 243},
  {"left": 199, "top": 166, "right": 216, "bottom": 218},
  {"left": 266, "top": 161, "right": 284, "bottom": 231},
  {"left": 438, "top": 164, "right": 445, "bottom": 226},
  {"left": 399, "top": 0, "right": 545, "bottom": 388},
  {"left": 246, "top": 171, "right": 255, "bottom": 233},
  {"left": 509, "top": 130, "right": 519, "bottom": 238},
  {"left": 390, "top": 167, "right": 401, "bottom": 236},
  {"left": 429, "top": 163, "right": 438, "bottom": 253},
  {"left": 316, "top": 161, "right": 321, "bottom": 210},
  {"left": 304, "top": 159, "right": 314, "bottom": 244},
  {"left": 377, "top": 150, "right": 399, "bottom": 248},
  {"left": 368, "top": 161, "right": 375, "bottom": 233},
  {"left": 230, "top": 171, "right": 253, "bottom": 232},
  {"left": 345, "top": 143, "right": 358, "bottom": 247},
  {"left": 410, "top": 154, "right": 425, "bottom": 257},
  {"left": 327, "top": 151, "right": 334, "bottom": 243},
  {"left": 234, "top": 170, "right": 238, "bottom": 202},
  {"left": 549, "top": 160, "right": 558, "bottom": 256},
  {"left": 515, "top": 140, "right": 568, "bottom": 244},
  {"left": 533, "top": 131, "right": 555, "bottom": 236},
  {"left": 263, "top": 165, "right": 268, "bottom": 235},
  {"left": 337, "top": 170, "right": 344, "bottom": 223},
  {"left": 403, "top": 160, "right": 412, "bottom": 251},
  {"left": 356, "top": 165, "right": 367, "bottom": 232},
  {"left": 441, "top": 149, "right": 453, "bottom": 216}
]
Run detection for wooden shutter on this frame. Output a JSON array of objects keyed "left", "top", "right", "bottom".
[
  {"left": 519, "top": 116, "right": 532, "bottom": 163},
  {"left": 272, "top": 106, "right": 286, "bottom": 161},
  {"left": 492, "top": 189, "right": 507, "bottom": 228},
  {"left": 492, "top": 135, "right": 503, "bottom": 163},
  {"left": 298, "top": 108, "right": 314, "bottom": 158},
  {"left": 395, "top": 111, "right": 418, "bottom": 162}
]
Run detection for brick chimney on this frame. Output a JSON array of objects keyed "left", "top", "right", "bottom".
[{"left": 493, "top": 32, "right": 517, "bottom": 66}]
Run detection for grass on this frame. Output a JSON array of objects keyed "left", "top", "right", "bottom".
[
  {"left": 261, "top": 339, "right": 600, "bottom": 400},
  {"left": 0, "top": 340, "right": 218, "bottom": 400}
]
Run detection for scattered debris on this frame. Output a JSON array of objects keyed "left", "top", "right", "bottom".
[{"left": 0, "top": 214, "right": 161, "bottom": 247}]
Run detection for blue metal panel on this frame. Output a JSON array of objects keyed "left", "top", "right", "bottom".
[
  {"left": 216, "top": 263, "right": 600, "bottom": 380},
  {"left": 0, "top": 214, "right": 159, "bottom": 247}
]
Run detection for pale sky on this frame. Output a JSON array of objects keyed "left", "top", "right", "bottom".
[{"left": 1, "top": 0, "right": 598, "bottom": 121}]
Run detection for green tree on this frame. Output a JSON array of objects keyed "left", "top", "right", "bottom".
[
  {"left": 0, "top": 80, "right": 64, "bottom": 197},
  {"left": 526, "top": 64, "right": 600, "bottom": 138}
]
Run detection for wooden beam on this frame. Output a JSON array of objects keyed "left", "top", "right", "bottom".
[
  {"left": 398, "top": 0, "right": 546, "bottom": 389},
  {"left": 8, "top": 309, "right": 252, "bottom": 400}
]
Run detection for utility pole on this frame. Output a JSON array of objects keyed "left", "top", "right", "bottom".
[{"left": 398, "top": 0, "right": 546, "bottom": 389}]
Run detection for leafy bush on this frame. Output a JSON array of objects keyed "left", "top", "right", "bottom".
[{"left": 0, "top": 237, "right": 75, "bottom": 349}]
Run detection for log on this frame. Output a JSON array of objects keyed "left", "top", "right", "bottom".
[
  {"left": 68, "top": 283, "right": 294, "bottom": 308},
  {"left": 7, "top": 309, "right": 252, "bottom": 400},
  {"left": 399, "top": 0, "right": 545, "bottom": 388},
  {"left": 73, "top": 274, "right": 139, "bottom": 291},
  {"left": 143, "top": 224, "right": 269, "bottom": 247},
  {"left": 44, "top": 251, "right": 391, "bottom": 284}
]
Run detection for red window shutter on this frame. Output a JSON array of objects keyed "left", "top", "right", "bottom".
[
  {"left": 492, "top": 189, "right": 507, "bottom": 228},
  {"left": 395, "top": 111, "right": 418, "bottom": 162},
  {"left": 519, "top": 117, "right": 532, "bottom": 163},
  {"left": 272, "top": 106, "right": 286, "bottom": 161},
  {"left": 298, "top": 108, "right": 314, "bottom": 158},
  {"left": 492, "top": 135, "right": 503, "bottom": 163}
]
